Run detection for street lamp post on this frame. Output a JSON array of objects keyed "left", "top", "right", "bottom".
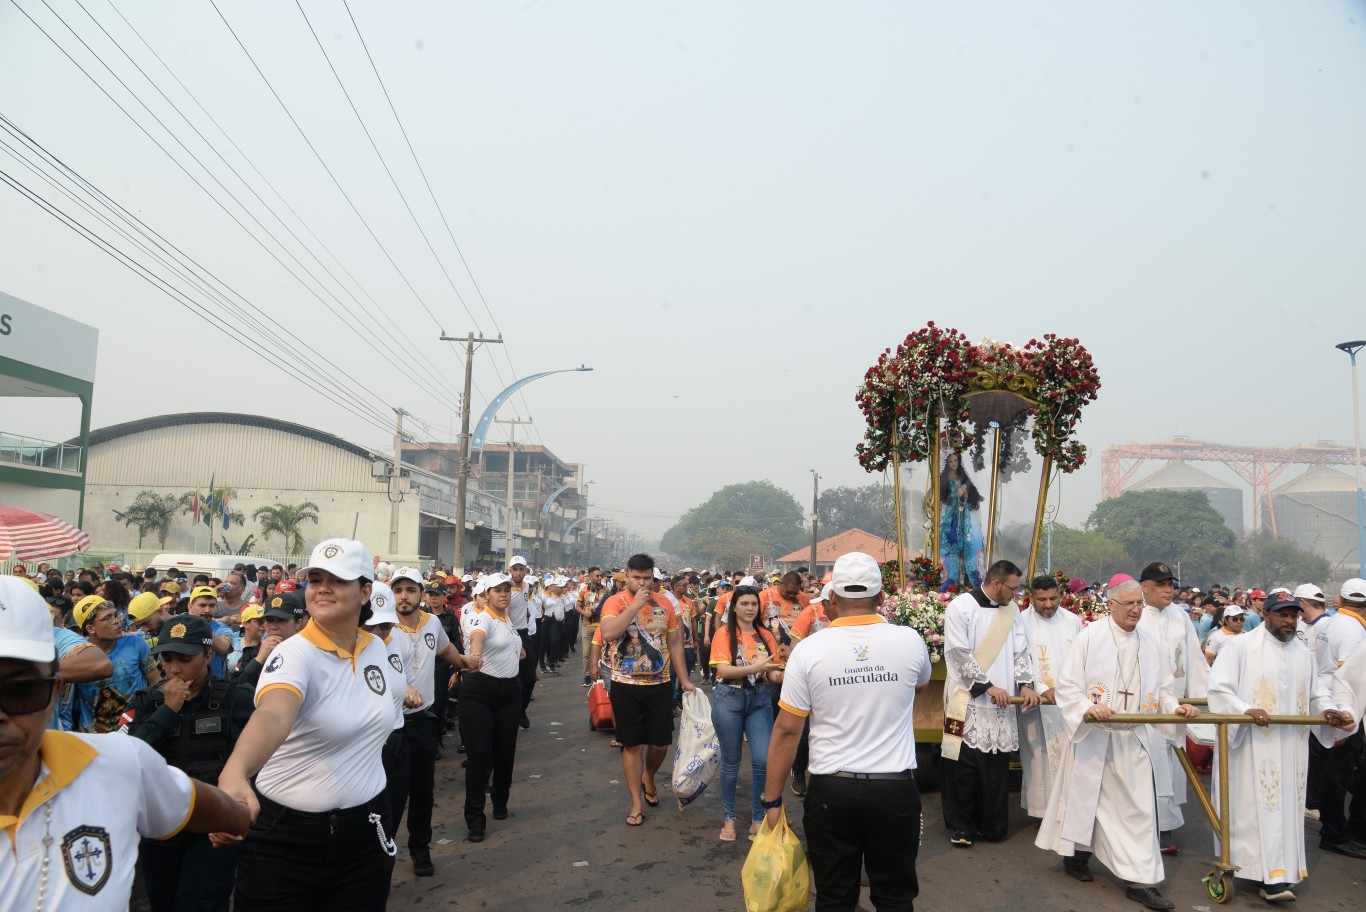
[{"left": 1337, "top": 340, "right": 1366, "bottom": 576}]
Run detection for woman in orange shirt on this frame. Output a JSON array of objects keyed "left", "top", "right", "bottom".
[{"left": 709, "top": 585, "right": 780, "bottom": 842}]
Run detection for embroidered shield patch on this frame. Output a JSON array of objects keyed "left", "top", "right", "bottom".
[
  {"left": 364, "top": 664, "right": 387, "bottom": 695},
  {"left": 265, "top": 654, "right": 284, "bottom": 673},
  {"left": 388, "top": 654, "right": 403, "bottom": 673},
  {"left": 424, "top": 632, "right": 436, "bottom": 650},
  {"left": 61, "top": 825, "right": 112, "bottom": 895}
]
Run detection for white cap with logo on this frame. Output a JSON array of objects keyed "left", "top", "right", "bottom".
[
  {"left": 304, "top": 538, "right": 375, "bottom": 581},
  {"left": 391, "top": 566, "right": 425, "bottom": 589},
  {"left": 508, "top": 555, "right": 529, "bottom": 569},
  {"left": 810, "top": 582, "right": 835, "bottom": 604},
  {"left": 830, "top": 552, "right": 883, "bottom": 598},
  {"left": 480, "top": 572, "right": 513, "bottom": 594},
  {"left": 0, "top": 577, "right": 55, "bottom": 663},
  {"left": 366, "top": 581, "right": 399, "bottom": 626}
]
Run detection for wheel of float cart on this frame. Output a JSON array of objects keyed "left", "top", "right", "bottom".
[{"left": 1203, "top": 869, "right": 1233, "bottom": 904}]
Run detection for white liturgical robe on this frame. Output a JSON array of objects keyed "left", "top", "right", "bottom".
[
  {"left": 1137, "top": 601, "right": 1211, "bottom": 830},
  {"left": 1208, "top": 624, "right": 1336, "bottom": 885},
  {"left": 1019, "top": 606, "right": 1081, "bottom": 817},
  {"left": 1036, "top": 618, "right": 1178, "bottom": 886},
  {"left": 1332, "top": 641, "right": 1366, "bottom": 737}
]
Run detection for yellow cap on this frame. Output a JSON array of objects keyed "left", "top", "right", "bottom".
[
  {"left": 189, "top": 585, "right": 219, "bottom": 602},
  {"left": 73, "top": 594, "right": 113, "bottom": 630},
  {"left": 239, "top": 604, "right": 265, "bottom": 623},
  {"left": 159, "top": 581, "right": 181, "bottom": 595},
  {"left": 128, "top": 591, "right": 162, "bottom": 623}
]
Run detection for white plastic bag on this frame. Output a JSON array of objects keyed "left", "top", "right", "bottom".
[{"left": 671, "top": 689, "right": 721, "bottom": 808}]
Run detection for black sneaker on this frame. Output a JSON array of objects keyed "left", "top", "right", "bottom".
[
  {"left": 1259, "top": 883, "right": 1294, "bottom": 902},
  {"left": 411, "top": 847, "right": 434, "bottom": 877},
  {"left": 791, "top": 771, "right": 807, "bottom": 797},
  {"left": 520, "top": 713, "right": 530, "bottom": 730},
  {"left": 1321, "top": 839, "right": 1366, "bottom": 859},
  {"left": 466, "top": 829, "right": 485, "bottom": 843},
  {"left": 1063, "top": 859, "right": 1093, "bottom": 882},
  {"left": 493, "top": 808, "right": 509, "bottom": 821},
  {"left": 582, "top": 677, "right": 593, "bottom": 687},
  {"left": 1124, "top": 887, "right": 1173, "bottom": 911},
  {"left": 950, "top": 830, "right": 974, "bottom": 847}
]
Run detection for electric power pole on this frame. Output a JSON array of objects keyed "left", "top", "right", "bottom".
[
  {"left": 810, "top": 469, "right": 820, "bottom": 577},
  {"left": 389, "top": 407, "right": 407, "bottom": 557},
  {"left": 439, "top": 332, "right": 503, "bottom": 571},
  {"left": 496, "top": 417, "right": 534, "bottom": 564}
]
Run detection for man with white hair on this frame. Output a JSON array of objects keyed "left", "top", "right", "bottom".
[{"left": 1036, "top": 574, "right": 1200, "bottom": 911}]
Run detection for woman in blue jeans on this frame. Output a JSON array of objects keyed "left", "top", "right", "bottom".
[{"left": 709, "top": 585, "right": 780, "bottom": 842}]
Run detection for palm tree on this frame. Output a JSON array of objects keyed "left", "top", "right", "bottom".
[
  {"left": 252, "top": 501, "right": 320, "bottom": 556},
  {"left": 114, "top": 491, "right": 182, "bottom": 549}
]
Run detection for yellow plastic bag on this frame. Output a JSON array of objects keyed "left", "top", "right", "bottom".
[{"left": 741, "top": 809, "right": 811, "bottom": 912}]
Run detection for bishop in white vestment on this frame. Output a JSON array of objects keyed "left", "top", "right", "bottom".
[
  {"left": 1036, "top": 578, "right": 1197, "bottom": 911},
  {"left": 1019, "top": 576, "right": 1081, "bottom": 817},
  {"left": 1136, "top": 562, "right": 1210, "bottom": 843},
  {"left": 1207, "top": 595, "right": 1351, "bottom": 901}
]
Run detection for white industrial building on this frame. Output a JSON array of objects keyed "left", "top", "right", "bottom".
[{"left": 82, "top": 412, "right": 511, "bottom": 569}]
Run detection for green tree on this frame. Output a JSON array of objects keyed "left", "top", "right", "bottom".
[
  {"left": 113, "top": 491, "right": 182, "bottom": 549},
  {"left": 817, "top": 483, "right": 896, "bottom": 539},
  {"left": 212, "top": 534, "right": 259, "bottom": 556},
  {"left": 1086, "top": 489, "right": 1237, "bottom": 587},
  {"left": 1045, "top": 524, "right": 1131, "bottom": 584},
  {"left": 689, "top": 526, "right": 765, "bottom": 572},
  {"left": 252, "top": 501, "right": 320, "bottom": 555},
  {"left": 661, "top": 481, "right": 805, "bottom": 566},
  {"left": 1238, "top": 531, "right": 1331, "bottom": 588}
]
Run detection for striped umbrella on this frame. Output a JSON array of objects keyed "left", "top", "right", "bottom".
[{"left": 0, "top": 505, "right": 92, "bottom": 562}]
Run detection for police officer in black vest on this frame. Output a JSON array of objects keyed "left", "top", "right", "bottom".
[{"left": 125, "top": 615, "right": 255, "bottom": 912}]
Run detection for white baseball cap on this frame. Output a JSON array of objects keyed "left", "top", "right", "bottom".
[
  {"left": 739, "top": 576, "right": 758, "bottom": 587},
  {"left": 391, "top": 566, "right": 424, "bottom": 589},
  {"left": 508, "top": 555, "right": 529, "bottom": 569},
  {"left": 365, "top": 581, "right": 399, "bottom": 626},
  {"left": 304, "top": 538, "right": 375, "bottom": 581},
  {"left": 481, "top": 571, "right": 513, "bottom": 592},
  {"left": 0, "top": 577, "right": 56, "bottom": 663},
  {"left": 653, "top": 567, "right": 664, "bottom": 580},
  {"left": 1341, "top": 578, "right": 1366, "bottom": 602},
  {"left": 1222, "top": 605, "right": 1247, "bottom": 618},
  {"left": 1293, "top": 583, "right": 1326, "bottom": 603},
  {"left": 810, "top": 582, "right": 834, "bottom": 604},
  {"left": 830, "top": 552, "right": 883, "bottom": 598}
]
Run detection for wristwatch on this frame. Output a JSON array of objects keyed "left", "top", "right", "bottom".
[{"left": 760, "top": 794, "right": 783, "bottom": 810}]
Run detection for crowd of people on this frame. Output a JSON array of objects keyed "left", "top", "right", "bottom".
[{"left": 4, "top": 546, "right": 1366, "bottom": 911}]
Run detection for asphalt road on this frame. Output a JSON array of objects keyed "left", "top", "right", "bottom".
[{"left": 382, "top": 661, "right": 1366, "bottom": 911}]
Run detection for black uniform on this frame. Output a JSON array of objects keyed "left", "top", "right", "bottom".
[{"left": 126, "top": 674, "right": 255, "bottom": 912}]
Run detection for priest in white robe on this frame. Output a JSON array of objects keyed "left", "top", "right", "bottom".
[
  {"left": 1209, "top": 593, "right": 1353, "bottom": 902},
  {"left": 1020, "top": 573, "right": 1081, "bottom": 818},
  {"left": 1136, "top": 560, "right": 1210, "bottom": 853},
  {"left": 1036, "top": 576, "right": 1198, "bottom": 912}
]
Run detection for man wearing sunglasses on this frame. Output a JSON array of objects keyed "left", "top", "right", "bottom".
[{"left": 0, "top": 577, "right": 251, "bottom": 909}]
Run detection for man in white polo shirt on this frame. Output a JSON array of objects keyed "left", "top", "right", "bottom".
[
  {"left": 763, "top": 552, "right": 932, "bottom": 912},
  {"left": 0, "top": 577, "right": 250, "bottom": 910}
]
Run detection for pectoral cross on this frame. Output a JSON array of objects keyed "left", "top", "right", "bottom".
[{"left": 1118, "top": 688, "right": 1134, "bottom": 710}]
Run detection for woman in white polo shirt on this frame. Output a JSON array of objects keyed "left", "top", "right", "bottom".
[
  {"left": 217, "top": 539, "right": 405, "bottom": 912},
  {"left": 458, "top": 572, "right": 524, "bottom": 842}
]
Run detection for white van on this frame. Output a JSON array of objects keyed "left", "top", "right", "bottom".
[{"left": 148, "top": 553, "right": 276, "bottom": 580}]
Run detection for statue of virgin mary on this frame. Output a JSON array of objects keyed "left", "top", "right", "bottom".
[{"left": 939, "top": 451, "right": 985, "bottom": 589}]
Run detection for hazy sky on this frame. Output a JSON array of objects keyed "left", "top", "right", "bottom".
[{"left": 4, "top": 1, "right": 1366, "bottom": 541}]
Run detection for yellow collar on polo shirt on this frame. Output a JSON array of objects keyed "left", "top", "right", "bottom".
[
  {"left": 398, "top": 610, "right": 430, "bottom": 633},
  {"left": 299, "top": 619, "right": 375, "bottom": 669},
  {"left": 1, "top": 731, "right": 97, "bottom": 840},
  {"left": 830, "top": 614, "right": 886, "bottom": 627}
]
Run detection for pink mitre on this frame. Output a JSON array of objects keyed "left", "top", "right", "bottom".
[{"left": 1104, "top": 573, "right": 1136, "bottom": 591}]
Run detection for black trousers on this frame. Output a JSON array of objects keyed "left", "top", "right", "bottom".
[
  {"left": 565, "top": 611, "right": 579, "bottom": 651},
  {"left": 458, "top": 672, "right": 521, "bottom": 832},
  {"left": 380, "top": 726, "right": 409, "bottom": 842},
  {"left": 940, "top": 744, "right": 1011, "bottom": 841},
  {"left": 233, "top": 792, "right": 394, "bottom": 912},
  {"left": 388, "top": 712, "right": 439, "bottom": 850},
  {"left": 517, "top": 630, "right": 538, "bottom": 711},
  {"left": 140, "top": 831, "right": 238, "bottom": 912},
  {"left": 805, "top": 774, "right": 921, "bottom": 912},
  {"left": 1313, "top": 727, "right": 1366, "bottom": 845}
]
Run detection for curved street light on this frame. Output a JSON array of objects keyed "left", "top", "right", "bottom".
[
  {"left": 1336, "top": 341, "right": 1366, "bottom": 575},
  {"left": 469, "top": 366, "right": 594, "bottom": 451}
]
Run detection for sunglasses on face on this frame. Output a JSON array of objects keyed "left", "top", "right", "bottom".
[{"left": 0, "top": 677, "right": 58, "bottom": 716}]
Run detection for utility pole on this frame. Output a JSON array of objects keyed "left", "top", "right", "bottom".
[
  {"left": 439, "top": 332, "right": 503, "bottom": 571},
  {"left": 389, "top": 407, "right": 407, "bottom": 557},
  {"left": 810, "top": 469, "right": 820, "bottom": 577},
  {"left": 496, "top": 417, "right": 534, "bottom": 564}
]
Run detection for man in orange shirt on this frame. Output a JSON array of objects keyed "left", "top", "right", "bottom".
[
  {"left": 597, "top": 553, "right": 695, "bottom": 826},
  {"left": 760, "top": 571, "right": 811, "bottom": 639}
]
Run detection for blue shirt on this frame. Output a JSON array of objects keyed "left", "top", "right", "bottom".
[
  {"left": 209, "top": 620, "right": 233, "bottom": 679},
  {"left": 51, "top": 628, "right": 88, "bottom": 731},
  {"left": 76, "top": 635, "right": 154, "bottom": 732}
]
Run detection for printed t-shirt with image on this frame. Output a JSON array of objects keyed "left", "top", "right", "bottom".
[
  {"left": 598, "top": 591, "right": 679, "bottom": 686},
  {"left": 709, "top": 625, "right": 779, "bottom": 687}
]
